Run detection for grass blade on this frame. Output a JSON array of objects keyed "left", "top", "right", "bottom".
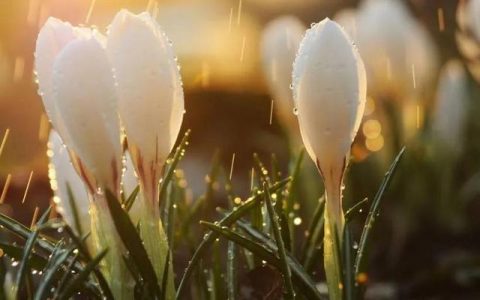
[
  {"left": 13, "top": 206, "right": 51, "bottom": 297},
  {"left": 13, "top": 229, "right": 40, "bottom": 297},
  {"left": 34, "top": 247, "right": 75, "bottom": 300},
  {"left": 263, "top": 182, "right": 295, "bottom": 299},
  {"left": 160, "top": 251, "right": 171, "bottom": 300},
  {"left": 345, "top": 198, "right": 369, "bottom": 224},
  {"left": 176, "top": 177, "right": 291, "bottom": 299},
  {"left": 159, "top": 129, "right": 191, "bottom": 207},
  {"left": 66, "top": 183, "right": 83, "bottom": 237},
  {"left": 55, "top": 252, "right": 80, "bottom": 297},
  {"left": 226, "top": 240, "right": 236, "bottom": 300},
  {"left": 343, "top": 225, "right": 354, "bottom": 300},
  {"left": 59, "top": 248, "right": 108, "bottom": 299},
  {"left": 104, "top": 190, "right": 161, "bottom": 297},
  {"left": 63, "top": 227, "right": 114, "bottom": 300},
  {"left": 354, "top": 147, "right": 406, "bottom": 277},
  {"left": 213, "top": 239, "right": 225, "bottom": 299},
  {"left": 285, "top": 150, "right": 306, "bottom": 254},
  {"left": 124, "top": 185, "right": 140, "bottom": 212},
  {"left": 0, "top": 242, "right": 47, "bottom": 270},
  {"left": 300, "top": 197, "right": 325, "bottom": 272},
  {"left": 201, "top": 221, "right": 325, "bottom": 300}
]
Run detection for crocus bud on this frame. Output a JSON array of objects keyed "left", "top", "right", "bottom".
[
  {"left": 334, "top": 9, "right": 358, "bottom": 41},
  {"left": 464, "top": 0, "right": 480, "bottom": 41},
  {"left": 50, "top": 34, "right": 122, "bottom": 193},
  {"left": 355, "top": 0, "right": 437, "bottom": 98},
  {"left": 292, "top": 18, "right": 366, "bottom": 299},
  {"left": 35, "top": 18, "right": 95, "bottom": 146},
  {"left": 107, "top": 10, "right": 184, "bottom": 203},
  {"left": 456, "top": 0, "right": 480, "bottom": 82},
  {"left": 106, "top": 10, "right": 181, "bottom": 297},
  {"left": 48, "top": 130, "right": 89, "bottom": 236},
  {"left": 261, "top": 16, "right": 305, "bottom": 139},
  {"left": 432, "top": 60, "right": 469, "bottom": 154}
]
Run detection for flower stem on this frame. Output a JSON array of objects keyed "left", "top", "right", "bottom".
[
  {"left": 323, "top": 176, "right": 345, "bottom": 300},
  {"left": 139, "top": 182, "right": 176, "bottom": 299},
  {"left": 90, "top": 194, "right": 134, "bottom": 300}
]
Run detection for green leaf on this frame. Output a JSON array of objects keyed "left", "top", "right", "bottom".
[
  {"left": 13, "top": 228, "right": 39, "bottom": 298},
  {"left": 159, "top": 129, "right": 191, "bottom": 207},
  {"left": 343, "top": 225, "right": 354, "bottom": 300},
  {"left": 104, "top": 190, "right": 161, "bottom": 297},
  {"left": 175, "top": 177, "right": 291, "bottom": 299},
  {"left": 66, "top": 182, "right": 83, "bottom": 237},
  {"left": 124, "top": 185, "right": 140, "bottom": 212},
  {"left": 300, "top": 197, "right": 325, "bottom": 272},
  {"left": 59, "top": 248, "right": 108, "bottom": 299},
  {"left": 284, "top": 149, "right": 306, "bottom": 254},
  {"left": 226, "top": 240, "right": 236, "bottom": 300},
  {"left": 13, "top": 206, "right": 51, "bottom": 297},
  {"left": 278, "top": 210, "right": 292, "bottom": 253},
  {"left": 212, "top": 239, "right": 225, "bottom": 299},
  {"left": 63, "top": 227, "right": 114, "bottom": 300},
  {"left": 0, "top": 212, "right": 55, "bottom": 251},
  {"left": 354, "top": 147, "right": 406, "bottom": 278},
  {"left": 0, "top": 242, "right": 48, "bottom": 271},
  {"left": 201, "top": 221, "right": 325, "bottom": 300},
  {"left": 164, "top": 178, "right": 177, "bottom": 247},
  {"left": 345, "top": 198, "right": 369, "bottom": 224},
  {"left": 160, "top": 251, "right": 171, "bottom": 300},
  {"left": 55, "top": 252, "right": 80, "bottom": 297},
  {"left": 34, "top": 246, "right": 75, "bottom": 300},
  {"left": 253, "top": 153, "right": 270, "bottom": 183},
  {"left": 263, "top": 182, "right": 295, "bottom": 299}
]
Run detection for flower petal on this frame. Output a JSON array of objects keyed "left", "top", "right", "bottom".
[
  {"left": 107, "top": 10, "right": 184, "bottom": 173},
  {"left": 52, "top": 36, "right": 121, "bottom": 191}
]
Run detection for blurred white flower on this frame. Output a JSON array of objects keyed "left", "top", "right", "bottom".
[
  {"left": 334, "top": 9, "right": 357, "bottom": 41},
  {"left": 107, "top": 9, "right": 184, "bottom": 204},
  {"left": 456, "top": 0, "right": 480, "bottom": 83},
  {"left": 48, "top": 130, "right": 89, "bottom": 236},
  {"left": 354, "top": 0, "right": 438, "bottom": 98},
  {"left": 432, "top": 60, "right": 469, "bottom": 154},
  {"left": 261, "top": 15, "right": 305, "bottom": 138},
  {"left": 292, "top": 18, "right": 366, "bottom": 298},
  {"left": 464, "top": 0, "right": 480, "bottom": 41}
]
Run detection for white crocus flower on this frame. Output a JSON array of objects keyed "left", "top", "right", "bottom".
[
  {"left": 456, "top": 0, "right": 480, "bottom": 83},
  {"left": 106, "top": 10, "right": 182, "bottom": 296},
  {"left": 35, "top": 24, "right": 131, "bottom": 299},
  {"left": 465, "top": 0, "right": 480, "bottom": 41},
  {"left": 292, "top": 18, "right": 366, "bottom": 299},
  {"left": 261, "top": 16, "right": 305, "bottom": 144},
  {"left": 107, "top": 10, "right": 183, "bottom": 203},
  {"left": 48, "top": 130, "right": 89, "bottom": 237},
  {"left": 432, "top": 60, "right": 469, "bottom": 154}
]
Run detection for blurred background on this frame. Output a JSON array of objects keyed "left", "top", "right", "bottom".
[{"left": 2, "top": 0, "right": 480, "bottom": 298}]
